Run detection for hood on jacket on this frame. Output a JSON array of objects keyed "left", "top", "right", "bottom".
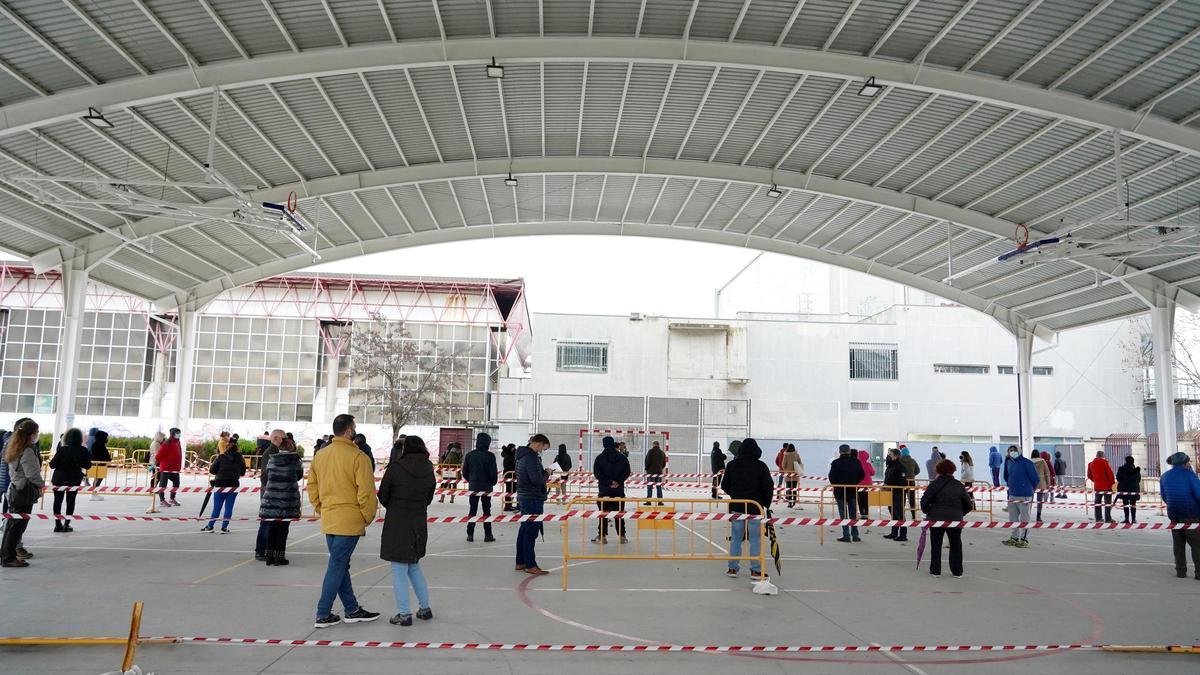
[
  {"left": 602, "top": 436, "right": 616, "bottom": 452},
  {"left": 728, "top": 440, "right": 742, "bottom": 457},
  {"left": 989, "top": 446, "right": 998, "bottom": 453},
  {"left": 738, "top": 438, "right": 762, "bottom": 460},
  {"left": 94, "top": 430, "right": 109, "bottom": 444},
  {"left": 396, "top": 451, "right": 435, "bottom": 480},
  {"left": 474, "top": 432, "right": 492, "bottom": 452},
  {"left": 858, "top": 450, "right": 870, "bottom": 461},
  {"left": 712, "top": 442, "right": 721, "bottom": 452}
]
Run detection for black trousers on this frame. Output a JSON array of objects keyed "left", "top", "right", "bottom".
[
  {"left": 1093, "top": 491, "right": 1113, "bottom": 522},
  {"left": 158, "top": 472, "right": 180, "bottom": 501},
  {"left": 597, "top": 499, "right": 626, "bottom": 538},
  {"left": 52, "top": 490, "right": 77, "bottom": 516},
  {"left": 266, "top": 521, "right": 290, "bottom": 556},
  {"left": 785, "top": 479, "right": 798, "bottom": 506},
  {"left": 1120, "top": 495, "right": 1139, "bottom": 522},
  {"left": 467, "top": 495, "right": 493, "bottom": 537},
  {"left": 889, "top": 488, "right": 907, "bottom": 539},
  {"left": 857, "top": 488, "right": 869, "bottom": 517},
  {"left": 255, "top": 521, "right": 270, "bottom": 556},
  {"left": 928, "top": 527, "right": 963, "bottom": 576},
  {"left": 504, "top": 478, "right": 517, "bottom": 510},
  {"left": 1172, "top": 519, "right": 1200, "bottom": 575},
  {"left": 1, "top": 503, "right": 31, "bottom": 562}
]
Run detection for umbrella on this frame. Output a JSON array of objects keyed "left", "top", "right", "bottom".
[
  {"left": 914, "top": 524, "right": 928, "bottom": 570},
  {"left": 764, "top": 509, "right": 782, "bottom": 576}
]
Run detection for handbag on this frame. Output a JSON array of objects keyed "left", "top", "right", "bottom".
[{"left": 9, "top": 479, "right": 40, "bottom": 509}]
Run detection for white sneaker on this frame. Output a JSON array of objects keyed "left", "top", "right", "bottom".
[{"left": 89, "top": 494, "right": 104, "bottom": 501}]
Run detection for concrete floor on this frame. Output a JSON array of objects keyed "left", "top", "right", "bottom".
[{"left": 1, "top": 476, "right": 1198, "bottom": 674}]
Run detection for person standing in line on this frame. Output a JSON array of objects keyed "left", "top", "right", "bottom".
[
  {"left": 1088, "top": 450, "right": 1116, "bottom": 523},
  {"left": 780, "top": 444, "right": 802, "bottom": 508},
  {"left": 988, "top": 446, "right": 1003, "bottom": 487},
  {"left": 1043, "top": 449, "right": 1058, "bottom": 503},
  {"left": 829, "top": 444, "right": 866, "bottom": 543},
  {"left": 0, "top": 426, "right": 10, "bottom": 515},
  {"left": 898, "top": 447, "right": 920, "bottom": 513},
  {"left": 959, "top": 451, "right": 975, "bottom": 488},
  {"left": 1117, "top": 456, "right": 1141, "bottom": 524},
  {"left": 260, "top": 435, "right": 303, "bottom": 565},
  {"left": 255, "top": 429, "right": 285, "bottom": 562},
  {"left": 514, "top": 434, "right": 551, "bottom": 576},
  {"left": 2, "top": 419, "right": 42, "bottom": 567},
  {"left": 379, "top": 435, "right": 436, "bottom": 626},
  {"left": 552, "top": 443, "right": 573, "bottom": 502},
  {"left": 87, "top": 430, "right": 111, "bottom": 501},
  {"left": 154, "top": 428, "right": 183, "bottom": 508},
  {"left": 856, "top": 449, "right": 875, "bottom": 518},
  {"left": 1002, "top": 446, "right": 1040, "bottom": 548},
  {"left": 710, "top": 442, "right": 725, "bottom": 500},
  {"left": 882, "top": 448, "right": 909, "bottom": 542},
  {"left": 501, "top": 444, "right": 517, "bottom": 512},
  {"left": 1029, "top": 450, "right": 1050, "bottom": 523},
  {"left": 1160, "top": 452, "right": 1200, "bottom": 579},
  {"left": 617, "top": 442, "right": 629, "bottom": 458},
  {"left": 202, "top": 437, "right": 246, "bottom": 533},
  {"left": 592, "top": 436, "right": 631, "bottom": 544},
  {"left": 1053, "top": 451, "right": 1068, "bottom": 498},
  {"left": 774, "top": 444, "right": 787, "bottom": 489},
  {"left": 925, "top": 448, "right": 940, "bottom": 482},
  {"left": 49, "top": 428, "right": 90, "bottom": 533},
  {"left": 921, "top": 459, "right": 974, "bottom": 578},
  {"left": 438, "top": 442, "right": 463, "bottom": 504},
  {"left": 308, "top": 414, "right": 381, "bottom": 629},
  {"left": 353, "top": 433, "right": 375, "bottom": 470},
  {"left": 720, "top": 438, "right": 773, "bottom": 581},
  {"left": 461, "top": 433, "right": 498, "bottom": 543},
  {"left": 644, "top": 440, "right": 667, "bottom": 506}
]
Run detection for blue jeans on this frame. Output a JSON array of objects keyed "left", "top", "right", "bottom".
[
  {"left": 391, "top": 562, "right": 430, "bottom": 615},
  {"left": 255, "top": 521, "right": 269, "bottom": 556},
  {"left": 836, "top": 492, "right": 859, "bottom": 539},
  {"left": 729, "top": 516, "right": 761, "bottom": 573},
  {"left": 516, "top": 498, "right": 544, "bottom": 569},
  {"left": 205, "top": 492, "right": 237, "bottom": 531},
  {"left": 645, "top": 475, "right": 663, "bottom": 500},
  {"left": 316, "top": 535, "right": 362, "bottom": 619}
]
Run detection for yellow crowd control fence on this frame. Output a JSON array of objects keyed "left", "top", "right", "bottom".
[{"left": 560, "top": 497, "right": 766, "bottom": 590}]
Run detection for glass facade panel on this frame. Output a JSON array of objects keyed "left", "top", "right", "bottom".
[{"left": 0, "top": 309, "right": 62, "bottom": 414}]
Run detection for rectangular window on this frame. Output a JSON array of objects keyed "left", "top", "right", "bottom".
[
  {"left": 556, "top": 341, "right": 608, "bottom": 373},
  {"left": 850, "top": 401, "right": 898, "bottom": 412},
  {"left": 849, "top": 343, "right": 898, "bottom": 380},
  {"left": 997, "top": 365, "right": 1014, "bottom": 375},
  {"left": 997, "top": 366, "right": 1053, "bottom": 376},
  {"left": 933, "top": 364, "right": 989, "bottom": 374}
]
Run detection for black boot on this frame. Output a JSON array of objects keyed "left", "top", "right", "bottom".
[
  {"left": 265, "top": 551, "right": 276, "bottom": 566},
  {"left": 53, "top": 520, "right": 64, "bottom": 533}
]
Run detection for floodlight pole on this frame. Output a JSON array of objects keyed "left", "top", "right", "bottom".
[
  {"left": 52, "top": 258, "right": 88, "bottom": 441},
  {"left": 1151, "top": 298, "right": 1178, "bottom": 464}
]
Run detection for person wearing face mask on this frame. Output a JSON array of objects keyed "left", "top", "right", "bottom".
[{"left": 1001, "top": 446, "right": 1040, "bottom": 548}]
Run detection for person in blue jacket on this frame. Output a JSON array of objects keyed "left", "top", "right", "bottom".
[
  {"left": 1160, "top": 452, "right": 1200, "bottom": 579},
  {"left": 1001, "top": 446, "right": 1040, "bottom": 549},
  {"left": 988, "top": 446, "right": 1003, "bottom": 487}
]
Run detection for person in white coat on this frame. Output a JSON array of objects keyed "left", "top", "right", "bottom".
[{"left": 958, "top": 451, "right": 975, "bottom": 488}]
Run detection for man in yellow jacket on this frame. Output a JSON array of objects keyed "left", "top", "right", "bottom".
[{"left": 308, "top": 413, "right": 381, "bottom": 629}]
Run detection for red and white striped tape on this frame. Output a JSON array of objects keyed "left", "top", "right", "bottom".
[
  {"left": 158, "top": 637, "right": 1117, "bottom": 652},
  {"left": 4, "top": 511, "right": 1198, "bottom": 529}
]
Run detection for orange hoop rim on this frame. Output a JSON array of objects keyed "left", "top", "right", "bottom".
[
  {"left": 286, "top": 191, "right": 297, "bottom": 213},
  {"left": 1014, "top": 223, "right": 1029, "bottom": 248}
]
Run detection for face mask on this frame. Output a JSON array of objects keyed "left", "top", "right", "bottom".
[{"left": 1008, "top": 451, "right": 1019, "bottom": 458}]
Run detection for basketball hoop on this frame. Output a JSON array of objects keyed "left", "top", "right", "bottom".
[
  {"left": 1014, "top": 223, "right": 1029, "bottom": 248},
  {"left": 286, "top": 191, "right": 297, "bottom": 213}
]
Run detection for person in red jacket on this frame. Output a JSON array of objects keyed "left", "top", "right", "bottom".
[
  {"left": 155, "top": 427, "right": 184, "bottom": 507},
  {"left": 1087, "top": 450, "right": 1116, "bottom": 523}
]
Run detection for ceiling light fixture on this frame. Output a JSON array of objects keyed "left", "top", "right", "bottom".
[
  {"left": 504, "top": 173, "right": 518, "bottom": 187},
  {"left": 858, "top": 76, "right": 883, "bottom": 98},
  {"left": 486, "top": 57, "right": 504, "bottom": 79},
  {"left": 767, "top": 185, "right": 782, "bottom": 198},
  {"left": 82, "top": 106, "right": 114, "bottom": 129}
]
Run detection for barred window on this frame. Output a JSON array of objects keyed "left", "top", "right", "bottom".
[
  {"left": 556, "top": 341, "right": 608, "bottom": 373},
  {"left": 849, "top": 343, "right": 897, "bottom": 380},
  {"left": 850, "top": 401, "right": 898, "bottom": 412},
  {"left": 933, "top": 364, "right": 989, "bottom": 374},
  {"left": 998, "top": 366, "right": 1053, "bottom": 376}
]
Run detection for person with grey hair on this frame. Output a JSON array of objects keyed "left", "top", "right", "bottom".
[{"left": 1160, "top": 452, "right": 1200, "bottom": 579}]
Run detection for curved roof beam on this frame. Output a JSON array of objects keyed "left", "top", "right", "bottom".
[{"left": 1, "top": 38, "right": 1198, "bottom": 157}]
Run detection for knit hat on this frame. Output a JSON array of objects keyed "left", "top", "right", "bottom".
[
  {"left": 602, "top": 436, "right": 616, "bottom": 452},
  {"left": 474, "top": 432, "right": 492, "bottom": 452},
  {"left": 1167, "top": 451, "right": 1190, "bottom": 466},
  {"left": 838, "top": 444, "right": 852, "bottom": 455},
  {"left": 900, "top": 447, "right": 910, "bottom": 457}
]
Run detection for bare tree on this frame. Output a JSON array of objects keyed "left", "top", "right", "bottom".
[
  {"left": 350, "top": 314, "right": 465, "bottom": 438},
  {"left": 1121, "top": 313, "right": 1200, "bottom": 429}
]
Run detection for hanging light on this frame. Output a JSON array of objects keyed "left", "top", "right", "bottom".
[
  {"left": 766, "top": 185, "right": 782, "bottom": 198},
  {"left": 486, "top": 57, "right": 504, "bottom": 79},
  {"left": 82, "top": 106, "right": 114, "bottom": 129},
  {"left": 858, "top": 76, "right": 883, "bottom": 98},
  {"left": 504, "top": 173, "right": 518, "bottom": 187}
]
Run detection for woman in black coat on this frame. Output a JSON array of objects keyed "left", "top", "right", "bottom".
[
  {"left": 87, "top": 430, "right": 111, "bottom": 501},
  {"left": 379, "top": 435, "right": 436, "bottom": 626},
  {"left": 920, "top": 459, "right": 974, "bottom": 578},
  {"left": 1116, "top": 456, "right": 1141, "bottom": 524},
  {"left": 259, "top": 439, "right": 304, "bottom": 565},
  {"left": 49, "top": 428, "right": 90, "bottom": 533},
  {"left": 501, "top": 443, "right": 517, "bottom": 511}
]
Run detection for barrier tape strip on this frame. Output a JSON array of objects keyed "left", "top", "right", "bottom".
[
  {"left": 160, "top": 637, "right": 1118, "bottom": 652},
  {"left": 4, "top": 511, "right": 1198, "bottom": 529}
]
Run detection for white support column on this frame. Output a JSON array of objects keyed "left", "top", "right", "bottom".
[
  {"left": 52, "top": 260, "right": 88, "bottom": 440},
  {"left": 1151, "top": 300, "right": 1178, "bottom": 461},
  {"left": 324, "top": 352, "right": 340, "bottom": 422},
  {"left": 173, "top": 306, "right": 198, "bottom": 434},
  {"left": 1015, "top": 326, "right": 1035, "bottom": 455}
]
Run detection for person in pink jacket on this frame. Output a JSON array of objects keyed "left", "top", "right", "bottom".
[{"left": 857, "top": 450, "right": 876, "bottom": 518}]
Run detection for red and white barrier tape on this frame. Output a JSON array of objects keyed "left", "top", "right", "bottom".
[
  {"left": 4, "top": 511, "right": 1198, "bottom": 529},
  {"left": 161, "top": 636, "right": 1117, "bottom": 652}
]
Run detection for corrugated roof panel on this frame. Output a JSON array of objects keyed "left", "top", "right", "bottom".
[
  {"left": 970, "top": 0, "right": 1095, "bottom": 79},
  {"left": 449, "top": 178, "right": 491, "bottom": 227},
  {"left": 323, "top": 192, "right": 379, "bottom": 240},
  {"left": 7, "top": 0, "right": 135, "bottom": 83},
  {"left": 381, "top": 0, "right": 441, "bottom": 39},
  {"left": 143, "top": 0, "right": 243, "bottom": 64},
  {"left": 1015, "top": 0, "right": 1156, "bottom": 88},
  {"left": 327, "top": 0, "right": 392, "bottom": 44},
  {"left": 827, "top": 0, "right": 917, "bottom": 55},
  {"left": 723, "top": 185, "right": 776, "bottom": 235},
  {"left": 826, "top": 209, "right": 909, "bottom": 255},
  {"left": 130, "top": 101, "right": 256, "bottom": 190},
  {"left": 543, "top": 0, "right": 590, "bottom": 34},
  {"left": 492, "top": 0, "right": 540, "bottom": 37},
  {"left": 0, "top": 226, "right": 60, "bottom": 256},
  {"left": 77, "top": 0, "right": 189, "bottom": 72},
  {"left": 699, "top": 182, "right": 755, "bottom": 230},
  {"left": 622, "top": 175, "right": 666, "bottom": 223},
  {"left": 612, "top": 63, "right": 674, "bottom": 158},
  {"left": 644, "top": 65, "right": 714, "bottom": 158},
  {"left": 110, "top": 245, "right": 207, "bottom": 291},
  {"left": 711, "top": 71, "right": 803, "bottom": 164},
  {"left": 175, "top": 92, "right": 300, "bottom": 187},
  {"left": 360, "top": 70, "right": 441, "bottom": 165},
  {"left": 566, "top": 173, "right": 603, "bottom": 221},
  {"left": 597, "top": 174, "right": 637, "bottom": 222},
  {"left": 273, "top": 79, "right": 371, "bottom": 173},
  {"left": 541, "top": 62, "right": 585, "bottom": 156},
  {"left": 355, "top": 186, "right": 411, "bottom": 235},
  {"left": 872, "top": 0, "right": 963, "bottom": 62},
  {"left": 316, "top": 73, "right": 405, "bottom": 169},
  {"left": 578, "top": 62, "right": 632, "bottom": 156},
  {"left": 1157, "top": 259, "right": 1200, "bottom": 286},
  {"left": 780, "top": 192, "right": 845, "bottom": 242},
  {"left": 0, "top": 18, "right": 90, "bottom": 93},
  {"left": 779, "top": 86, "right": 876, "bottom": 173},
  {"left": 90, "top": 265, "right": 170, "bottom": 301},
  {"left": 923, "top": 0, "right": 1030, "bottom": 70},
  {"left": 742, "top": 75, "right": 844, "bottom": 167},
  {"left": 907, "top": 113, "right": 1051, "bottom": 198},
  {"left": 0, "top": 64, "right": 39, "bottom": 106},
  {"left": 437, "top": 0, "right": 491, "bottom": 37},
  {"left": 640, "top": 0, "right": 692, "bottom": 38},
  {"left": 807, "top": 201, "right": 876, "bottom": 248},
  {"left": 1022, "top": 282, "right": 1129, "bottom": 318},
  {"left": 753, "top": 192, "right": 818, "bottom": 239},
  {"left": 813, "top": 88, "right": 932, "bottom": 178},
  {"left": 647, "top": 177, "right": 696, "bottom": 224},
  {"left": 271, "top": 0, "right": 344, "bottom": 50},
  {"left": 941, "top": 122, "right": 1093, "bottom": 206},
  {"left": 225, "top": 85, "right": 337, "bottom": 179},
  {"left": 735, "top": 0, "right": 801, "bottom": 44},
  {"left": 387, "top": 185, "right": 435, "bottom": 231},
  {"left": 976, "top": 263, "right": 1088, "bottom": 305},
  {"left": 1043, "top": 295, "right": 1146, "bottom": 331},
  {"left": 591, "top": 0, "right": 641, "bottom": 36},
  {"left": 415, "top": 182, "right": 460, "bottom": 228},
  {"left": 781, "top": 0, "right": 854, "bottom": 50},
  {"left": 476, "top": 178, "right": 513, "bottom": 224},
  {"left": 969, "top": 129, "right": 1114, "bottom": 216},
  {"left": 542, "top": 174, "right": 573, "bottom": 222},
  {"left": 208, "top": 0, "right": 293, "bottom": 56},
  {"left": 499, "top": 63, "right": 543, "bottom": 157},
  {"left": 876, "top": 105, "right": 1013, "bottom": 192},
  {"left": 408, "top": 66, "right": 475, "bottom": 162},
  {"left": 453, "top": 63, "right": 508, "bottom": 159},
  {"left": 689, "top": 0, "right": 743, "bottom": 40}
]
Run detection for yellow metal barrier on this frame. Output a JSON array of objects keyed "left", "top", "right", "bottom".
[{"left": 560, "top": 497, "right": 766, "bottom": 590}]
